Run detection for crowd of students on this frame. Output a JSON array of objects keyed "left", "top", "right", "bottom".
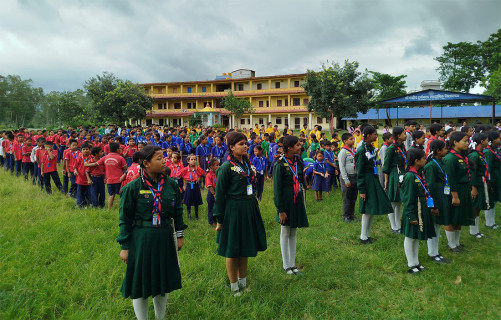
[{"left": 1, "top": 120, "right": 500, "bottom": 319}]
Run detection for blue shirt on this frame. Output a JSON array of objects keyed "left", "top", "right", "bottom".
[
  {"left": 252, "top": 156, "right": 267, "bottom": 172},
  {"left": 248, "top": 143, "right": 258, "bottom": 161},
  {"left": 211, "top": 145, "right": 226, "bottom": 159},
  {"left": 196, "top": 144, "right": 210, "bottom": 158},
  {"left": 313, "top": 160, "right": 326, "bottom": 173},
  {"left": 304, "top": 161, "right": 314, "bottom": 176},
  {"left": 324, "top": 150, "right": 336, "bottom": 172},
  {"left": 180, "top": 142, "right": 192, "bottom": 155},
  {"left": 269, "top": 143, "right": 277, "bottom": 162}
]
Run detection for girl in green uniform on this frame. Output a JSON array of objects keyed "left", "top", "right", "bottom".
[
  {"left": 356, "top": 126, "right": 393, "bottom": 244},
  {"left": 423, "top": 140, "right": 450, "bottom": 264},
  {"left": 117, "top": 145, "right": 187, "bottom": 320},
  {"left": 483, "top": 130, "right": 501, "bottom": 229},
  {"left": 401, "top": 148, "right": 437, "bottom": 274},
  {"left": 214, "top": 132, "right": 267, "bottom": 297},
  {"left": 273, "top": 135, "right": 309, "bottom": 275},
  {"left": 383, "top": 127, "right": 407, "bottom": 233},
  {"left": 467, "top": 133, "right": 491, "bottom": 238},
  {"left": 442, "top": 132, "right": 475, "bottom": 253}
]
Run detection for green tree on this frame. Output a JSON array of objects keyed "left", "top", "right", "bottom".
[
  {"left": 0, "top": 75, "right": 43, "bottom": 127},
  {"left": 370, "top": 72, "right": 407, "bottom": 125},
  {"left": 221, "top": 90, "right": 253, "bottom": 119},
  {"left": 303, "top": 60, "right": 374, "bottom": 133},
  {"left": 485, "top": 66, "right": 501, "bottom": 100},
  {"left": 84, "top": 73, "right": 153, "bottom": 125}
]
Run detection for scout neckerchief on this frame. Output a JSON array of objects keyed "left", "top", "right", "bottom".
[
  {"left": 227, "top": 155, "right": 255, "bottom": 186},
  {"left": 343, "top": 146, "right": 356, "bottom": 174},
  {"left": 450, "top": 149, "right": 471, "bottom": 182},
  {"left": 408, "top": 166, "right": 434, "bottom": 208},
  {"left": 476, "top": 149, "right": 490, "bottom": 181},
  {"left": 142, "top": 170, "right": 164, "bottom": 227},
  {"left": 394, "top": 142, "right": 407, "bottom": 166},
  {"left": 486, "top": 146, "right": 501, "bottom": 161},
  {"left": 284, "top": 155, "right": 300, "bottom": 203}
]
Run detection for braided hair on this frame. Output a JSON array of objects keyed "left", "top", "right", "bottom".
[
  {"left": 426, "top": 139, "right": 446, "bottom": 162},
  {"left": 226, "top": 131, "right": 255, "bottom": 180}
]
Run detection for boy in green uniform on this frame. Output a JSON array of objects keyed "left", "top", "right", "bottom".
[
  {"left": 356, "top": 126, "right": 393, "bottom": 244},
  {"left": 401, "top": 148, "right": 437, "bottom": 274}
]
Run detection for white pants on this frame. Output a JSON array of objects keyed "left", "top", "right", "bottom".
[
  {"left": 426, "top": 223, "right": 442, "bottom": 257},
  {"left": 404, "top": 237, "right": 419, "bottom": 267},
  {"left": 389, "top": 202, "right": 402, "bottom": 231},
  {"left": 280, "top": 225, "right": 297, "bottom": 270},
  {"left": 485, "top": 208, "right": 496, "bottom": 227},
  {"left": 360, "top": 214, "right": 374, "bottom": 240},
  {"left": 133, "top": 294, "right": 168, "bottom": 320}
]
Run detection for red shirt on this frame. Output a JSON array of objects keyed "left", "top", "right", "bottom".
[
  {"left": 425, "top": 135, "right": 438, "bottom": 156},
  {"left": 13, "top": 141, "right": 22, "bottom": 160},
  {"left": 177, "top": 166, "right": 205, "bottom": 181},
  {"left": 22, "top": 145, "right": 33, "bottom": 163},
  {"left": 75, "top": 155, "right": 93, "bottom": 185},
  {"left": 97, "top": 153, "right": 126, "bottom": 184},
  {"left": 35, "top": 147, "right": 45, "bottom": 168},
  {"left": 205, "top": 171, "right": 217, "bottom": 188},
  {"left": 169, "top": 163, "right": 184, "bottom": 178},
  {"left": 23, "top": 132, "right": 31, "bottom": 139},
  {"left": 52, "top": 135, "right": 60, "bottom": 145},
  {"left": 45, "top": 135, "right": 52, "bottom": 142},
  {"left": 64, "top": 149, "right": 80, "bottom": 172},
  {"left": 40, "top": 150, "right": 58, "bottom": 173},
  {"left": 103, "top": 144, "right": 110, "bottom": 154},
  {"left": 2, "top": 140, "right": 12, "bottom": 154},
  {"left": 123, "top": 146, "right": 137, "bottom": 158},
  {"left": 121, "top": 164, "right": 140, "bottom": 190},
  {"left": 164, "top": 157, "right": 173, "bottom": 167},
  {"left": 87, "top": 157, "right": 105, "bottom": 176},
  {"left": 59, "top": 135, "right": 67, "bottom": 146},
  {"left": 93, "top": 141, "right": 103, "bottom": 149}
]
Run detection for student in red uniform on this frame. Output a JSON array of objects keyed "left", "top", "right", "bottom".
[
  {"left": 40, "top": 141, "right": 62, "bottom": 194},
  {"left": 58, "top": 130, "right": 67, "bottom": 162},
  {"left": 206, "top": 158, "right": 219, "bottom": 227},
  {"left": 74, "top": 143, "right": 92, "bottom": 208},
  {"left": 87, "top": 147, "right": 106, "bottom": 208},
  {"left": 13, "top": 134, "right": 24, "bottom": 177},
  {"left": 63, "top": 139, "right": 80, "bottom": 197},
  {"left": 120, "top": 151, "right": 141, "bottom": 192},
  {"left": 21, "top": 137, "right": 34, "bottom": 181},
  {"left": 122, "top": 138, "right": 137, "bottom": 167},
  {"left": 35, "top": 138, "right": 46, "bottom": 189},
  {"left": 85, "top": 142, "right": 127, "bottom": 209},
  {"left": 177, "top": 154, "right": 205, "bottom": 220},
  {"left": 169, "top": 152, "right": 184, "bottom": 192}
]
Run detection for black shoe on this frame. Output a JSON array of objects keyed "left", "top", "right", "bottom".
[
  {"left": 430, "top": 255, "right": 443, "bottom": 264},
  {"left": 486, "top": 224, "right": 499, "bottom": 229},
  {"left": 438, "top": 254, "right": 450, "bottom": 264},
  {"left": 344, "top": 218, "right": 352, "bottom": 223},
  {"left": 471, "top": 232, "right": 484, "bottom": 239},
  {"left": 390, "top": 229, "right": 399, "bottom": 234},
  {"left": 449, "top": 247, "right": 461, "bottom": 253},
  {"left": 416, "top": 264, "right": 426, "bottom": 271},
  {"left": 360, "top": 238, "right": 371, "bottom": 245},
  {"left": 407, "top": 266, "right": 420, "bottom": 275},
  {"left": 291, "top": 267, "right": 303, "bottom": 276},
  {"left": 368, "top": 237, "right": 376, "bottom": 243}
]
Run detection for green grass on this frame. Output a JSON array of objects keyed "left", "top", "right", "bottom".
[{"left": 0, "top": 168, "right": 500, "bottom": 319}]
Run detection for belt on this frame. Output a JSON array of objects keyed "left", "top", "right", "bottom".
[
  {"left": 91, "top": 175, "right": 104, "bottom": 178},
  {"left": 134, "top": 219, "right": 168, "bottom": 228}
]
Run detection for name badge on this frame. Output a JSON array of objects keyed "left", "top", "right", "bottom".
[
  {"left": 247, "top": 184, "right": 253, "bottom": 195},
  {"left": 152, "top": 213, "right": 160, "bottom": 226},
  {"left": 444, "top": 186, "right": 451, "bottom": 195},
  {"left": 426, "top": 197, "right": 434, "bottom": 208},
  {"left": 373, "top": 166, "right": 378, "bottom": 175},
  {"left": 190, "top": 182, "right": 194, "bottom": 189}
]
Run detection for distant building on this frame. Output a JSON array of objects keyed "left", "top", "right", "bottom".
[{"left": 139, "top": 70, "right": 335, "bottom": 130}]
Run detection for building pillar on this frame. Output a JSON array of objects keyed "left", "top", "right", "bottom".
[
  {"left": 250, "top": 114, "right": 253, "bottom": 127},
  {"left": 268, "top": 114, "right": 272, "bottom": 124},
  {"left": 287, "top": 113, "right": 291, "bottom": 128},
  {"left": 309, "top": 113, "right": 312, "bottom": 129},
  {"left": 232, "top": 115, "right": 235, "bottom": 129}
]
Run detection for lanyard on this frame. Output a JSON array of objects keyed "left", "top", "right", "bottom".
[
  {"left": 486, "top": 146, "right": 501, "bottom": 161},
  {"left": 71, "top": 151, "right": 78, "bottom": 160},
  {"left": 476, "top": 150, "right": 490, "bottom": 181},
  {"left": 409, "top": 168, "right": 432, "bottom": 199},
  {"left": 315, "top": 160, "right": 325, "bottom": 171},
  {"left": 284, "top": 156, "right": 301, "bottom": 203},
  {"left": 229, "top": 159, "right": 253, "bottom": 185},
  {"left": 365, "top": 144, "right": 377, "bottom": 167},
  {"left": 172, "top": 165, "right": 180, "bottom": 176},
  {"left": 188, "top": 168, "right": 196, "bottom": 182},
  {"left": 214, "top": 146, "right": 224, "bottom": 157},
  {"left": 394, "top": 142, "right": 407, "bottom": 165},
  {"left": 46, "top": 153, "right": 51, "bottom": 167},
  {"left": 431, "top": 159, "right": 449, "bottom": 186}
]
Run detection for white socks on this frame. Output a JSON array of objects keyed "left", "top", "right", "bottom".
[
  {"left": 455, "top": 230, "right": 461, "bottom": 246},
  {"left": 280, "top": 225, "right": 297, "bottom": 269},
  {"left": 360, "top": 214, "right": 374, "bottom": 240},
  {"left": 389, "top": 202, "right": 402, "bottom": 230},
  {"left": 469, "top": 216, "right": 480, "bottom": 235},
  {"left": 230, "top": 281, "right": 239, "bottom": 292},
  {"left": 446, "top": 230, "right": 456, "bottom": 249},
  {"left": 132, "top": 295, "right": 168, "bottom": 320},
  {"left": 404, "top": 237, "right": 419, "bottom": 267},
  {"left": 427, "top": 223, "right": 441, "bottom": 256},
  {"left": 238, "top": 277, "right": 246, "bottom": 288},
  {"left": 485, "top": 209, "right": 496, "bottom": 227}
]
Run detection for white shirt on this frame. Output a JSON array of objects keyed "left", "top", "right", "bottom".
[
  {"left": 0, "top": 137, "right": 3, "bottom": 156},
  {"left": 30, "top": 145, "right": 39, "bottom": 163}
]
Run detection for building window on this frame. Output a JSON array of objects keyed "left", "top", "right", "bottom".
[
  {"left": 317, "top": 117, "right": 323, "bottom": 124},
  {"left": 259, "top": 118, "right": 264, "bottom": 125},
  {"left": 174, "top": 103, "right": 181, "bottom": 109},
  {"left": 275, "top": 82, "right": 280, "bottom": 89},
  {"left": 158, "top": 103, "right": 163, "bottom": 110},
  {"left": 240, "top": 119, "right": 246, "bottom": 125},
  {"left": 202, "top": 86, "right": 206, "bottom": 92},
  {"left": 187, "top": 87, "right": 192, "bottom": 93},
  {"left": 293, "top": 98, "right": 300, "bottom": 106},
  {"left": 172, "top": 88, "right": 177, "bottom": 94},
  {"left": 259, "top": 101, "right": 264, "bottom": 108},
  {"left": 277, "top": 100, "right": 282, "bottom": 107},
  {"left": 157, "top": 88, "right": 162, "bottom": 94},
  {"left": 247, "top": 119, "right": 250, "bottom": 124},
  {"left": 193, "top": 102, "right": 196, "bottom": 109},
  {"left": 257, "top": 83, "right": 262, "bottom": 90},
  {"left": 303, "top": 98, "right": 309, "bottom": 105},
  {"left": 294, "top": 80, "right": 300, "bottom": 87},
  {"left": 276, "top": 117, "right": 282, "bottom": 124},
  {"left": 266, "top": 100, "right": 269, "bottom": 107},
  {"left": 285, "top": 118, "right": 289, "bottom": 126},
  {"left": 285, "top": 99, "right": 288, "bottom": 107},
  {"left": 238, "top": 84, "right": 244, "bottom": 91},
  {"left": 187, "top": 103, "right": 192, "bottom": 109}
]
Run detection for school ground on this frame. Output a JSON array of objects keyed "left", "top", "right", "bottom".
[{"left": 0, "top": 168, "right": 500, "bottom": 319}]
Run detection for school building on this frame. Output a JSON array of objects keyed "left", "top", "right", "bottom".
[{"left": 140, "top": 69, "right": 334, "bottom": 130}]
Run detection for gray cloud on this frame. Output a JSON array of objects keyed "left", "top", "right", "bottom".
[{"left": 0, "top": 0, "right": 499, "bottom": 93}]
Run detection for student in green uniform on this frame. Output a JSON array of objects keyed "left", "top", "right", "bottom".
[
  {"left": 117, "top": 145, "right": 187, "bottom": 320},
  {"left": 356, "top": 126, "right": 393, "bottom": 244},
  {"left": 383, "top": 127, "right": 407, "bottom": 233},
  {"left": 468, "top": 133, "right": 491, "bottom": 238},
  {"left": 442, "top": 132, "right": 475, "bottom": 253},
  {"left": 483, "top": 130, "right": 501, "bottom": 229},
  {"left": 273, "top": 135, "right": 309, "bottom": 275},
  {"left": 423, "top": 140, "right": 450, "bottom": 264},
  {"left": 214, "top": 131, "right": 267, "bottom": 297},
  {"left": 401, "top": 148, "right": 437, "bottom": 274}
]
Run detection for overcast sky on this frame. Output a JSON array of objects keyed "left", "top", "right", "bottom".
[{"left": 1, "top": 0, "right": 499, "bottom": 93}]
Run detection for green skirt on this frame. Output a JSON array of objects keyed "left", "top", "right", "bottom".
[
  {"left": 445, "top": 184, "right": 475, "bottom": 226},
  {"left": 489, "top": 168, "right": 501, "bottom": 202},
  {"left": 275, "top": 189, "right": 309, "bottom": 228},
  {"left": 386, "top": 169, "right": 403, "bottom": 202},
  {"left": 216, "top": 197, "right": 267, "bottom": 258},
  {"left": 359, "top": 173, "right": 393, "bottom": 215},
  {"left": 429, "top": 183, "right": 451, "bottom": 225},
  {"left": 401, "top": 197, "right": 436, "bottom": 240},
  {"left": 121, "top": 225, "right": 181, "bottom": 299},
  {"left": 472, "top": 180, "right": 494, "bottom": 211}
]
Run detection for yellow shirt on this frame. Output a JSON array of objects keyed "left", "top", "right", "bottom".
[
  {"left": 354, "top": 134, "right": 362, "bottom": 146},
  {"left": 265, "top": 127, "right": 274, "bottom": 134},
  {"left": 253, "top": 127, "right": 260, "bottom": 135},
  {"left": 300, "top": 128, "right": 309, "bottom": 136}
]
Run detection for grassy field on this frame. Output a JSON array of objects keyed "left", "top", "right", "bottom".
[{"left": 0, "top": 168, "right": 500, "bottom": 320}]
